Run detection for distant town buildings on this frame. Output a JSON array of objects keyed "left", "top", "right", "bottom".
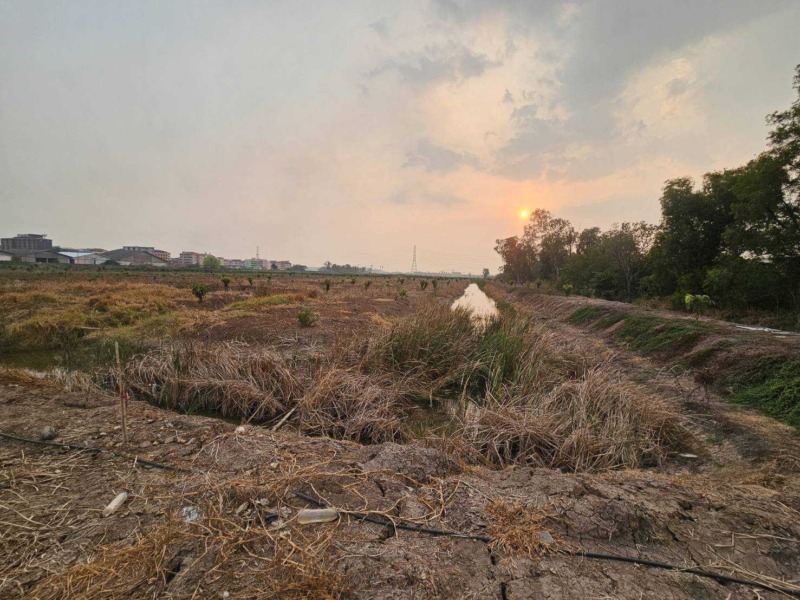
[
  {"left": 59, "top": 251, "right": 108, "bottom": 265},
  {"left": 121, "top": 246, "right": 171, "bottom": 262},
  {"left": 0, "top": 232, "right": 295, "bottom": 271},
  {"left": 178, "top": 251, "right": 208, "bottom": 267},
  {"left": 1, "top": 233, "right": 53, "bottom": 251}
]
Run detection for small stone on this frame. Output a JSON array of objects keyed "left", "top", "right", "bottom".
[
  {"left": 539, "top": 530, "right": 554, "bottom": 546},
  {"left": 222, "top": 592, "right": 230, "bottom": 599},
  {"left": 679, "top": 453, "right": 698, "bottom": 459},
  {"left": 40, "top": 426, "right": 57, "bottom": 441},
  {"left": 269, "top": 462, "right": 278, "bottom": 468},
  {"left": 234, "top": 425, "right": 246, "bottom": 434},
  {"left": 139, "top": 441, "right": 151, "bottom": 449}
]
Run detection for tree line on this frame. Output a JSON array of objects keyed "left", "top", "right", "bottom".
[{"left": 496, "top": 64, "right": 800, "bottom": 319}]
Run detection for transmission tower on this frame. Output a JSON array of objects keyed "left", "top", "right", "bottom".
[{"left": 411, "top": 245, "right": 417, "bottom": 273}]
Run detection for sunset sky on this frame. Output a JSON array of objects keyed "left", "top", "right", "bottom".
[{"left": 2, "top": 1, "right": 799, "bottom": 273}]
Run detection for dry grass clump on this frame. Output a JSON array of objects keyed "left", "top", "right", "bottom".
[
  {"left": 341, "top": 303, "right": 477, "bottom": 396},
  {"left": 30, "top": 507, "right": 349, "bottom": 600},
  {"left": 294, "top": 367, "right": 408, "bottom": 443},
  {"left": 485, "top": 498, "right": 566, "bottom": 560},
  {"left": 124, "top": 342, "right": 305, "bottom": 421},
  {"left": 462, "top": 367, "right": 689, "bottom": 471}
]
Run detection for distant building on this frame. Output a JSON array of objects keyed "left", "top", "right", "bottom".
[
  {"left": 102, "top": 248, "right": 168, "bottom": 267},
  {"left": 245, "top": 258, "right": 267, "bottom": 270},
  {"left": 152, "top": 249, "right": 170, "bottom": 261},
  {"left": 179, "top": 251, "right": 208, "bottom": 267},
  {"left": 0, "top": 250, "right": 12, "bottom": 262},
  {"left": 1, "top": 234, "right": 53, "bottom": 252},
  {"left": 224, "top": 258, "right": 245, "bottom": 269},
  {"left": 59, "top": 251, "right": 108, "bottom": 265},
  {"left": 122, "top": 246, "right": 170, "bottom": 262},
  {"left": 270, "top": 260, "right": 292, "bottom": 270},
  {"left": 3, "top": 249, "right": 70, "bottom": 264}
]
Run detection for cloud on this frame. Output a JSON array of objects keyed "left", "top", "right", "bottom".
[
  {"left": 368, "top": 44, "right": 501, "bottom": 86},
  {"left": 404, "top": 138, "right": 480, "bottom": 173},
  {"left": 368, "top": 19, "right": 389, "bottom": 39},
  {"left": 389, "top": 189, "right": 468, "bottom": 205}
]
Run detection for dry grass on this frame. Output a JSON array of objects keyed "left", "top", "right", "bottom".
[
  {"left": 29, "top": 498, "right": 349, "bottom": 600},
  {"left": 461, "top": 367, "right": 689, "bottom": 471},
  {"left": 124, "top": 342, "right": 305, "bottom": 421},
  {"left": 294, "top": 367, "right": 408, "bottom": 443},
  {"left": 485, "top": 498, "right": 567, "bottom": 561}
]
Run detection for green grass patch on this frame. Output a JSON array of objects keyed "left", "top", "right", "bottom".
[
  {"left": 567, "top": 306, "right": 609, "bottom": 325},
  {"left": 225, "top": 295, "right": 298, "bottom": 311},
  {"left": 614, "top": 316, "right": 707, "bottom": 353},
  {"left": 728, "top": 358, "right": 800, "bottom": 427}
]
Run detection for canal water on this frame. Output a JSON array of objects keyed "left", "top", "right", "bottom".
[{"left": 451, "top": 283, "right": 498, "bottom": 320}]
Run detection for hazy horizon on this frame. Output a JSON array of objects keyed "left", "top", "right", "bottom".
[{"left": 2, "top": 1, "right": 799, "bottom": 273}]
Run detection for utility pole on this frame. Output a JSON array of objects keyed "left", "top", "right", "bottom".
[{"left": 411, "top": 245, "right": 417, "bottom": 273}]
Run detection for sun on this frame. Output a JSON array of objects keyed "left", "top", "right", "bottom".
[{"left": 519, "top": 209, "right": 529, "bottom": 219}]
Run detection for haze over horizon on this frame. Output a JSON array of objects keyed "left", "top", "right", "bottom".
[{"left": 2, "top": 1, "right": 799, "bottom": 273}]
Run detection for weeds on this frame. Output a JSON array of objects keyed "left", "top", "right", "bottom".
[
  {"left": 297, "top": 307, "right": 317, "bottom": 327},
  {"left": 124, "top": 342, "right": 304, "bottom": 421},
  {"left": 192, "top": 283, "right": 208, "bottom": 303}
]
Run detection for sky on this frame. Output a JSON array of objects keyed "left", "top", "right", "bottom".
[{"left": 2, "top": 1, "right": 799, "bottom": 274}]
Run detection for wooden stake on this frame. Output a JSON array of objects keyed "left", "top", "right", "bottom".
[{"left": 115, "top": 342, "right": 128, "bottom": 445}]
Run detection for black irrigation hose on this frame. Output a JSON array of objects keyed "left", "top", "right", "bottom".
[
  {"left": 0, "top": 431, "right": 190, "bottom": 472},
  {"left": 293, "top": 490, "right": 800, "bottom": 597}
]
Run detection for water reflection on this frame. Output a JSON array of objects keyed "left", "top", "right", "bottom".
[{"left": 451, "top": 283, "right": 498, "bottom": 320}]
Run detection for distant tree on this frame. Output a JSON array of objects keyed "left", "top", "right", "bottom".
[
  {"left": 767, "top": 63, "right": 800, "bottom": 200},
  {"left": 271, "top": 262, "right": 279, "bottom": 270},
  {"left": 287, "top": 264, "right": 307, "bottom": 272},
  {"left": 203, "top": 255, "right": 221, "bottom": 270},
  {"left": 482, "top": 268, "right": 490, "bottom": 279}
]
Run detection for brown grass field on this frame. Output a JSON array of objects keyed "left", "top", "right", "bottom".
[{"left": 1, "top": 269, "right": 799, "bottom": 598}]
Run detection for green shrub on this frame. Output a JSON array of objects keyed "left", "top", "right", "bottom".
[
  {"left": 684, "top": 294, "right": 712, "bottom": 321},
  {"left": 297, "top": 306, "right": 317, "bottom": 327},
  {"left": 562, "top": 284, "right": 574, "bottom": 296},
  {"left": 221, "top": 276, "right": 231, "bottom": 291},
  {"left": 191, "top": 283, "right": 208, "bottom": 303},
  {"left": 364, "top": 280, "right": 372, "bottom": 290}
]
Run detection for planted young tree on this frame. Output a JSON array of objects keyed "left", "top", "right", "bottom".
[
  {"left": 364, "top": 280, "right": 372, "bottom": 290},
  {"left": 221, "top": 276, "right": 231, "bottom": 291},
  {"left": 192, "top": 283, "right": 208, "bottom": 303},
  {"left": 297, "top": 307, "right": 317, "bottom": 327},
  {"left": 247, "top": 276, "right": 253, "bottom": 287},
  {"left": 420, "top": 280, "right": 428, "bottom": 291},
  {"left": 562, "top": 284, "right": 574, "bottom": 296},
  {"left": 684, "top": 294, "right": 713, "bottom": 321},
  {"left": 323, "top": 279, "right": 331, "bottom": 292},
  {"left": 431, "top": 279, "right": 437, "bottom": 290},
  {"left": 350, "top": 278, "right": 357, "bottom": 285}
]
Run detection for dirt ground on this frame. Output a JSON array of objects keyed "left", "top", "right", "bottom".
[{"left": 1, "top": 280, "right": 799, "bottom": 598}]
